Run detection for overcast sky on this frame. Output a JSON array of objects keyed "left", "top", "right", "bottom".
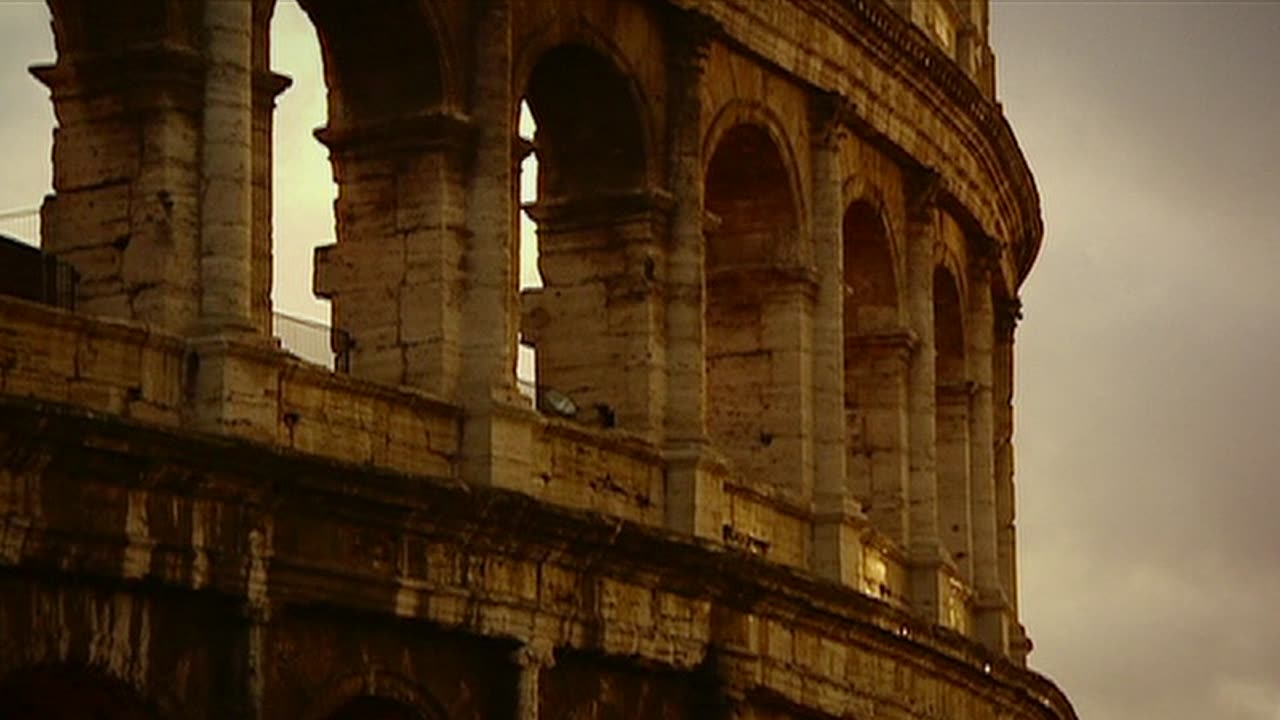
[{"left": 1, "top": 2, "right": 1277, "bottom": 719}]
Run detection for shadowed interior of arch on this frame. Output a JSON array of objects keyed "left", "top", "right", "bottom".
[
  {"left": 842, "top": 200, "right": 904, "bottom": 528},
  {"left": 934, "top": 265, "right": 973, "bottom": 581},
  {"left": 326, "top": 696, "right": 430, "bottom": 720},
  {"left": 703, "top": 122, "right": 805, "bottom": 493},
  {"left": 524, "top": 44, "right": 645, "bottom": 200},
  {"left": 0, "top": 665, "right": 156, "bottom": 720},
  {"left": 299, "top": 0, "right": 443, "bottom": 124},
  {"left": 517, "top": 43, "right": 655, "bottom": 429}
]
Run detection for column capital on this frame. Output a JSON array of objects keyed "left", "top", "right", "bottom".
[
  {"left": 315, "top": 110, "right": 475, "bottom": 163},
  {"left": 995, "top": 296, "right": 1023, "bottom": 341},
  {"left": 664, "top": 7, "right": 721, "bottom": 72},
  {"left": 971, "top": 233, "right": 1005, "bottom": 277},
  {"left": 810, "top": 90, "right": 858, "bottom": 150},
  {"left": 845, "top": 327, "right": 919, "bottom": 365},
  {"left": 905, "top": 166, "right": 943, "bottom": 223},
  {"left": 512, "top": 638, "right": 557, "bottom": 670}
]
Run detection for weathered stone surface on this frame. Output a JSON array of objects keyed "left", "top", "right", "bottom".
[{"left": 0, "top": 0, "right": 1070, "bottom": 717}]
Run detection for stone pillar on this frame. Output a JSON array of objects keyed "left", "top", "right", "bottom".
[
  {"left": 250, "top": 0, "right": 292, "bottom": 336},
  {"left": 936, "top": 381, "right": 973, "bottom": 581},
  {"left": 521, "top": 191, "right": 670, "bottom": 439},
  {"left": 663, "top": 10, "right": 724, "bottom": 540},
  {"left": 461, "top": 0, "right": 518, "bottom": 405},
  {"left": 904, "top": 171, "right": 947, "bottom": 622},
  {"left": 809, "top": 92, "right": 862, "bottom": 585},
  {"left": 199, "top": 0, "right": 256, "bottom": 333},
  {"left": 512, "top": 640, "right": 555, "bottom": 720},
  {"left": 995, "top": 295, "right": 1030, "bottom": 663},
  {"left": 33, "top": 33, "right": 205, "bottom": 330},
  {"left": 969, "top": 245, "right": 1008, "bottom": 654},
  {"left": 313, "top": 113, "right": 470, "bottom": 395},
  {"left": 846, "top": 329, "right": 916, "bottom": 549},
  {"left": 456, "top": 0, "right": 539, "bottom": 491}
]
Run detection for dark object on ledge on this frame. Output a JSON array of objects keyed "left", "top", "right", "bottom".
[{"left": 0, "top": 234, "right": 78, "bottom": 310}]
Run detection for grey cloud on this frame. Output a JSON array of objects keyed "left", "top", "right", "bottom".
[{"left": 996, "top": 2, "right": 1280, "bottom": 718}]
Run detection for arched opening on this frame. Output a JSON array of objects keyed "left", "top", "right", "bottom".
[
  {"left": 523, "top": 45, "right": 645, "bottom": 200},
  {"left": 0, "top": 665, "right": 157, "bottom": 720},
  {"left": 302, "top": 0, "right": 462, "bottom": 393},
  {"left": 516, "top": 99, "right": 540, "bottom": 405},
  {"left": 0, "top": 3, "right": 53, "bottom": 245},
  {"left": 326, "top": 696, "right": 429, "bottom": 720},
  {"left": 841, "top": 200, "right": 907, "bottom": 544},
  {"left": 704, "top": 123, "right": 807, "bottom": 494},
  {"left": 268, "top": 0, "right": 342, "bottom": 367},
  {"left": 300, "top": 0, "right": 444, "bottom": 124},
  {"left": 518, "top": 43, "right": 661, "bottom": 435},
  {"left": 934, "top": 265, "right": 972, "bottom": 579}
]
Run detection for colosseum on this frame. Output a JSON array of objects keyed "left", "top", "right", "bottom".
[{"left": 0, "top": 0, "right": 1076, "bottom": 718}]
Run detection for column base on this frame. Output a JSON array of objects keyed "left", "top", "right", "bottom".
[
  {"left": 811, "top": 500, "right": 867, "bottom": 587},
  {"left": 907, "top": 540, "right": 954, "bottom": 625},
  {"left": 187, "top": 334, "right": 288, "bottom": 442},
  {"left": 972, "top": 587, "right": 1011, "bottom": 655},
  {"left": 460, "top": 396, "right": 540, "bottom": 493},
  {"left": 663, "top": 441, "right": 727, "bottom": 541}
]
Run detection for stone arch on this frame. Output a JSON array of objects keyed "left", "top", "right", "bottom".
[
  {"left": 47, "top": 0, "right": 201, "bottom": 60},
  {"left": 514, "top": 23, "right": 654, "bottom": 197},
  {"left": 298, "top": 0, "right": 455, "bottom": 126},
  {"left": 703, "top": 102, "right": 809, "bottom": 258},
  {"left": 302, "top": 0, "right": 472, "bottom": 393},
  {"left": 934, "top": 264, "right": 973, "bottom": 580},
  {"left": 516, "top": 37, "right": 664, "bottom": 436},
  {"left": 843, "top": 200, "right": 901, "bottom": 334},
  {"left": 704, "top": 118, "right": 809, "bottom": 495},
  {"left": 841, "top": 175, "right": 905, "bottom": 303},
  {"left": 0, "top": 664, "right": 162, "bottom": 720},
  {"left": 303, "top": 668, "right": 447, "bottom": 720},
  {"left": 520, "top": 45, "right": 649, "bottom": 200},
  {"left": 842, "top": 197, "right": 909, "bottom": 539}
]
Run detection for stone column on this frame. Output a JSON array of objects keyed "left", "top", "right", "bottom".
[
  {"left": 810, "top": 92, "right": 862, "bottom": 586},
  {"left": 936, "top": 381, "right": 973, "bottom": 581},
  {"left": 663, "top": 10, "right": 724, "bottom": 540},
  {"left": 456, "top": 0, "right": 539, "bottom": 491},
  {"left": 199, "top": 0, "right": 256, "bottom": 333},
  {"left": 512, "top": 640, "right": 555, "bottom": 720},
  {"left": 522, "top": 190, "right": 670, "bottom": 439},
  {"left": 33, "top": 28, "right": 205, "bottom": 330},
  {"left": 250, "top": 0, "right": 292, "bottom": 336},
  {"left": 904, "top": 170, "right": 947, "bottom": 622},
  {"left": 846, "top": 329, "right": 916, "bottom": 549},
  {"left": 969, "top": 243, "right": 1008, "bottom": 654},
  {"left": 461, "top": 0, "right": 518, "bottom": 405},
  {"left": 994, "top": 295, "right": 1030, "bottom": 663}
]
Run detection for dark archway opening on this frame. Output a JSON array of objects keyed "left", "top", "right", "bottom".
[
  {"left": 842, "top": 200, "right": 906, "bottom": 542},
  {"left": 518, "top": 43, "right": 657, "bottom": 433},
  {"left": 704, "top": 123, "right": 805, "bottom": 491},
  {"left": 0, "top": 665, "right": 157, "bottom": 720}
]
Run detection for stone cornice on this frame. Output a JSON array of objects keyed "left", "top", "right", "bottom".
[{"left": 0, "top": 395, "right": 1076, "bottom": 720}]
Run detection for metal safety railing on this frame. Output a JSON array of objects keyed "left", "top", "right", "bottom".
[
  {"left": 273, "top": 311, "right": 352, "bottom": 373},
  {"left": 0, "top": 207, "right": 40, "bottom": 246}
]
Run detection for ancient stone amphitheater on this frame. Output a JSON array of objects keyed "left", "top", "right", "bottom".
[{"left": 0, "top": 1, "right": 1076, "bottom": 718}]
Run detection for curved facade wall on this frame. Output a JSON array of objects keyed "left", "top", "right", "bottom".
[{"left": 0, "top": 0, "right": 1071, "bottom": 718}]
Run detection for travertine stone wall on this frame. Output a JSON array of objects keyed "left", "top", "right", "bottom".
[{"left": 5, "top": 0, "right": 1069, "bottom": 716}]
